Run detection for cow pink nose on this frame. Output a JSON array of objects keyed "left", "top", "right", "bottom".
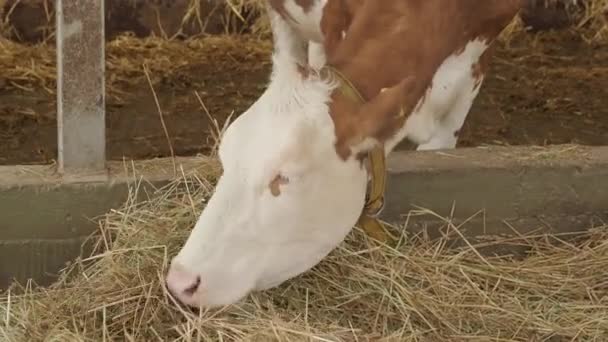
[{"left": 166, "top": 262, "right": 201, "bottom": 304}]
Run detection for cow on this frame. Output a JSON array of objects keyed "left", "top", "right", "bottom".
[{"left": 165, "top": 0, "right": 522, "bottom": 309}]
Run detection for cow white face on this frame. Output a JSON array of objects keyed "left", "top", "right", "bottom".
[{"left": 165, "top": 71, "right": 370, "bottom": 309}]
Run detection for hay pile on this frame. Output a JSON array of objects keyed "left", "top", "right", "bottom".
[
  {"left": 496, "top": 0, "right": 608, "bottom": 43},
  {"left": 0, "top": 157, "right": 607, "bottom": 341},
  {"left": 0, "top": 34, "right": 271, "bottom": 102},
  {"left": 576, "top": 0, "right": 608, "bottom": 41},
  {"left": 0, "top": 0, "right": 269, "bottom": 41},
  {"left": 1, "top": 0, "right": 607, "bottom": 42},
  {"left": 0, "top": 0, "right": 606, "bottom": 101}
]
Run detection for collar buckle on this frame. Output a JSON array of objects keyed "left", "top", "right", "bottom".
[{"left": 321, "top": 65, "right": 391, "bottom": 242}]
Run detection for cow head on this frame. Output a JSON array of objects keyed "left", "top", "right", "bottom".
[
  {"left": 164, "top": 55, "right": 387, "bottom": 309},
  {"left": 163, "top": 0, "right": 431, "bottom": 308}
]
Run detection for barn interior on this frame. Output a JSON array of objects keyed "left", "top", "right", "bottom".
[{"left": 0, "top": 0, "right": 607, "bottom": 340}]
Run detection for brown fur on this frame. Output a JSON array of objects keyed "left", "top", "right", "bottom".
[
  {"left": 319, "top": 0, "right": 522, "bottom": 159},
  {"left": 269, "top": 174, "right": 289, "bottom": 196}
]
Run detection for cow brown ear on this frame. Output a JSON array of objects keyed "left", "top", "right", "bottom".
[{"left": 339, "top": 76, "right": 420, "bottom": 155}]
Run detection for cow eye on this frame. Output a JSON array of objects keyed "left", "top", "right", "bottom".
[{"left": 269, "top": 174, "right": 290, "bottom": 197}]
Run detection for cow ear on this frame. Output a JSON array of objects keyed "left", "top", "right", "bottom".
[{"left": 337, "top": 76, "right": 421, "bottom": 157}]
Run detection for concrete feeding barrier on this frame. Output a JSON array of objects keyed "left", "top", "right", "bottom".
[{"left": 2, "top": 144, "right": 606, "bottom": 289}]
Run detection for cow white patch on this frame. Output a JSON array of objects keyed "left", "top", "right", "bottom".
[
  {"left": 308, "top": 41, "right": 327, "bottom": 69},
  {"left": 385, "top": 38, "right": 490, "bottom": 153},
  {"left": 283, "top": 0, "right": 327, "bottom": 42}
]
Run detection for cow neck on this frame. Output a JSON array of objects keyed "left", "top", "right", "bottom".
[{"left": 320, "top": 64, "right": 392, "bottom": 243}]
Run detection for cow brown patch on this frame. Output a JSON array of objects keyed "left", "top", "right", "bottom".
[
  {"left": 269, "top": 174, "right": 290, "bottom": 196},
  {"left": 318, "top": 0, "right": 521, "bottom": 159}
]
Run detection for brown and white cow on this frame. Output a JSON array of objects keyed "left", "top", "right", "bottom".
[{"left": 165, "top": 0, "right": 522, "bottom": 309}]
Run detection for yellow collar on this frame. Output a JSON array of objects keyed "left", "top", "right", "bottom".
[{"left": 320, "top": 65, "right": 391, "bottom": 243}]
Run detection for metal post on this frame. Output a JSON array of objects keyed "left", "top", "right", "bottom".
[{"left": 56, "top": 0, "right": 106, "bottom": 173}]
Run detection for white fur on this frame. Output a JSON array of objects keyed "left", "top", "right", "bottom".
[
  {"left": 283, "top": 0, "right": 326, "bottom": 42},
  {"left": 166, "top": 2, "right": 490, "bottom": 309},
  {"left": 166, "top": 5, "right": 369, "bottom": 308},
  {"left": 386, "top": 38, "right": 490, "bottom": 152},
  {"left": 168, "top": 70, "right": 368, "bottom": 307},
  {"left": 308, "top": 41, "right": 327, "bottom": 69}
]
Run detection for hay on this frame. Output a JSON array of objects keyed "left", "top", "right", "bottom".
[
  {"left": 224, "top": 0, "right": 270, "bottom": 37},
  {"left": 540, "top": 0, "right": 608, "bottom": 34},
  {"left": 0, "top": 0, "right": 605, "bottom": 100},
  {"left": 0, "top": 0, "right": 272, "bottom": 101},
  {"left": 576, "top": 0, "right": 608, "bottom": 41},
  {"left": 228, "top": 0, "right": 608, "bottom": 42},
  {"left": 1, "top": 0, "right": 606, "bottom": 42},
  {"left": 0, "top": 0, "right": 267, "bottom": 41},
  {"left": 499, "top": 0, "right": 608, "bottom": 42},
  {"left": 0, "top": 34, "right": 271, "bottom": 102},
  {"left": 232, "top": 0, "right": 608, "bottom": 44},
  {"left": 0, "top": 159, "right": 607, "bottom": 341}
]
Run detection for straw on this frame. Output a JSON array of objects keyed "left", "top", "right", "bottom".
[
  {"left": 0, "top": 0, "right": 605, "bottom": 100},
  {"left": 0, "top": 158, "right": 606, "bottom": 341}
]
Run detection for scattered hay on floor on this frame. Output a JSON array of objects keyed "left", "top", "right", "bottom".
[
  {"left": 0, "top": 156, "right": 607, "bottom": 341},
  {"left": 577, "top": 0, "right": 608, "bottom": 41},
  {"left": 0, "top": 37, "right": 55, "bottom": 93},
  {"left": 499, "top": 0, "right": 608, "bottom": 43},
  {"left": 1, "top": 0, "right": 606, "bottom": 100},
  {"left": 0, "top": 34, "right": 272, "bottom": 102}
]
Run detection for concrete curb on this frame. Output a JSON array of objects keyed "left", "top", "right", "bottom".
[
  {"left": 1, "top": 145, "right": 607, "bottom": 288},
  {"left": 384, "top": 145, "right": 608, "bottom": 238}
]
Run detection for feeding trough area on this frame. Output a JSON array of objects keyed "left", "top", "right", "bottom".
[{"left": 1, "top": 0, "right": 608, "bottom": 340}]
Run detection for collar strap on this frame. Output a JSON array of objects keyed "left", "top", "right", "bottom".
[{"left": 320, "top": 65, "right": 391, "bottom": 243}]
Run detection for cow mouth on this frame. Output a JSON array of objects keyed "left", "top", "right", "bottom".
[{"left": 165, "top": 282, "right": 203, "bottom": 314}]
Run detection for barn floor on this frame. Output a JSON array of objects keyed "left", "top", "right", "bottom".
[{"left": 0, "top": 29, "right": 606, "bottom": 165}]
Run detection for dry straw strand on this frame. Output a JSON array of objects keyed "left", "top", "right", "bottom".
[
  {"left": 0, "top": 160, "right": 607, "bottom": 341},
  {"left": 1, "top": 0, "right": 608, "bottom": 340}
]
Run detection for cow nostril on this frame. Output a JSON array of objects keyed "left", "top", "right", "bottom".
[
  {"left": 166, "top": 262, "right": 202, "bottom": 300},
  {"left": 183, "top": 275, "right": 201, "bottom": 296}
]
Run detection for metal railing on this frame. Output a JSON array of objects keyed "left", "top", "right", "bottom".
[{"left": 55, "top": 0, "right": 106, "bottom": 173}]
